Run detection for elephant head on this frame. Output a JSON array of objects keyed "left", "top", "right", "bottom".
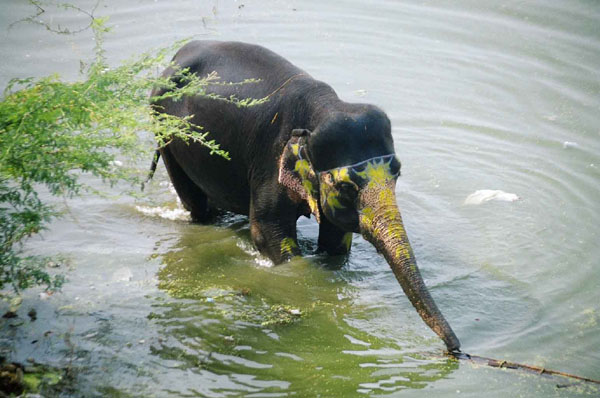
[{"left": 278, "top": 110, "right": 460, "bottom": 352}]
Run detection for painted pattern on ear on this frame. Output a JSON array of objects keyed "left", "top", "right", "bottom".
[{"left": 278, "top": 136, "right": 321, "bottom": 222}]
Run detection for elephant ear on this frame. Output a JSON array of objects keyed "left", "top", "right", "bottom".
[{"left": 278, "top": 129, "right": 321, "bottom": 222}]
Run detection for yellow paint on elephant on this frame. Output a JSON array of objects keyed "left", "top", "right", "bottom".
[
  {"left": 307, "top": 196, "right": 319, "bottom": 215},
  {"left": 331, "top": 167, "right": 352, "bottom": 183},
  {"left": 388, "top": 223, "right": 410, "bottom": 261},
  {"left": 342, "top": 232, "right": 353, "bottom": 251},
  {"left": 295, "top": 159, "right": 312, "bottom": 179},
  {"left": 357, "top": 159, "right": 394, "bottom": 189},
  {"left": 293, "top": 158, "right": 321, "bottom": 217},
  {"left": 325, "top": 190, "right": 344, "bottom": 211},
  {"left": 302, "top": 178, "right": 320, "bottom": 214},
  {"left": 291, "top": 143, "right": 300, "bottom": 156},
  {"left": 359, "top": 206, "right": 375, "bottom": 230},
  {"left": 375, "top": 188, "right": 407, "bottom": 257},
  {"left": 320, "top": 179, "right": 345, "bottom": 213},
  {"left": 302, "top": 179, "right": 314, "bottom": 194},
  {"left": 296, "top": 159, "right": 316, "bottom": 196},
  {"left": 378, "top": 188, "right": 396, "bottom": 210},
  {"left": 280, "top": 237, "right": 299, "bottom": 257},
  {"left": 318, "top": 169, "right": 349, "bottom": 214}
]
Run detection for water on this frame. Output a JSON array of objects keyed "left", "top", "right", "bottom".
[{"left": 1, "top": 0, "right": 599, "bottom": 396}]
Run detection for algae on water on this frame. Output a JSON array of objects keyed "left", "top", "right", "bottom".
[{"left": 241, "top": 304, "right": 304, "bottom": 327}]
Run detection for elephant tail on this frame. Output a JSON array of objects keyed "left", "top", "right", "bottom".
[{"left": 141, "top": 149, "right": 161, "bottom": 191}]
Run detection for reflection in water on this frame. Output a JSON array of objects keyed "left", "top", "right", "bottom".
[{"left": 151, "top": 219, "right": 458, "bottom": 396}]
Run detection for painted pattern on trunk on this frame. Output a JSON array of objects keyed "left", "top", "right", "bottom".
[
  {"left": 279, "top": 139, "right": 459, "bottom": 350},
  {"left": 358, "top": 184, "right": 460, "bottom": 351}
]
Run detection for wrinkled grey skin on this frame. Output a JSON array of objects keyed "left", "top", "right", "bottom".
[{"left": 149, "top": 40, "right": 460, "bottom": 352}]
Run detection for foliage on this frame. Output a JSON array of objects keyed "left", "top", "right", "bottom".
[{"left": 0, "top": 13, "right": 266, "bottom": 293}]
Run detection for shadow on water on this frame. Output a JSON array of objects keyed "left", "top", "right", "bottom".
[{"left": 149, "top": 216, "right": 458, "bottom": 396}]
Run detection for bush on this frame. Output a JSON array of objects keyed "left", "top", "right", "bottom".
[{"left": 0, "top": 14, "right": 264, "bottom": 293}]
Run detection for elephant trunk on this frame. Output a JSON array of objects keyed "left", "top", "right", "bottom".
[{"left": 358, "top": 182, "right": 460, "bottom": 352}]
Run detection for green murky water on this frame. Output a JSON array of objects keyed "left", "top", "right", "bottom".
[{"left": 1, "top": 1, "right": 599, "bottom": 396}]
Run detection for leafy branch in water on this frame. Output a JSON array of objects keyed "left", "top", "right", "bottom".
[{"left": 0, "top": 7, "right": 267, "bottom": 293}]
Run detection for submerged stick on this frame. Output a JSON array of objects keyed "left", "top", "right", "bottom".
[
  {"left": 449, "top": 351, "right": 600, "bottom": 386},
  {"left": 141, "top": 149, "right": 161, "bottom": 191}
]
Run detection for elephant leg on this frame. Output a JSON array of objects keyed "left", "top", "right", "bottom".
[
  {"left": 249, "top": 189, "right": 301, "bottom": 263},
  {"left": 160, "top": 146, "right": 210, "bottom": 222},
  {"left": 318, "top": 217, "right": 353, "bottom": 255}
]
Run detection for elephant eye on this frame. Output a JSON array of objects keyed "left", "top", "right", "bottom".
[{"left": 338, "top": 182, "right": 358, "bottom": 195}]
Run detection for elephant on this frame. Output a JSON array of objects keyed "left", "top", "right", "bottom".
[{"left": 149, "top": 40, "right": 460, "bottom": 352}]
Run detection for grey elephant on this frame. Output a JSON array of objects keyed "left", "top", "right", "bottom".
[{"left": 149, "top": 40, "right": 460, "bottom": 352}]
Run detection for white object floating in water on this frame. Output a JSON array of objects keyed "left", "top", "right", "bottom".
[
  {"left": 464, "top": 190, "right": 520, "bottom": 205},
  {"left": 135, "top": 205, "right": 190, "bottom": 221},
  {"left": 563, "top": 141, "right": 579, "bottom": 149},
  {"left": 109, "top": 160, "right": 123, "bottom": 167}
]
